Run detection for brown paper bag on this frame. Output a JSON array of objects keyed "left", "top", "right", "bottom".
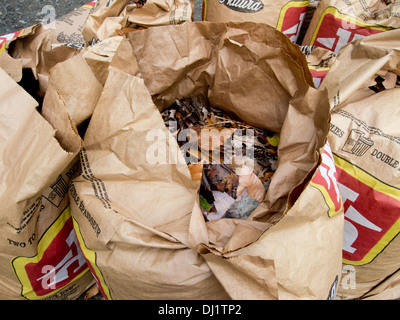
[
  {"left": 201, "top": 0, "right": 310, "bottom": 43},
  {"left": 0, "top": 3, "right": 101, "bottom": 300},
  {"left": 70, "top": 22, "right": 343, "bottom": 300},
  {"left": 321, "top": 29, "right": 400, "bottom": 299},
  {"left": 0, "top": 23, "right": 30, "bottom": 81},
  {"left": 4, "top": 31, "right": 103, "bottom": 117},
  {"left": 5, "top": 25, "right": 80, "bottom": 97},
  {"left": 302, "top": 0, "right": 400, "bottom": 53},
  {"left": 82, "top": 0, "right": 192, "bottom": 43},
  {"left": 43, "top": 53, "right": 103, "bottom": 128},
  {"left": 0, "top": 67, "right": 94, "bottom": 299},
  {"left": 82, "top": 35, "right": 124, "bottom": 86}
]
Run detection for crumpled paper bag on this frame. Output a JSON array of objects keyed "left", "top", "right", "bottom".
[
  {"left": 0, "top": 67, "right": 94, "bottom": 299},
  {"left": 321, "top": 29, "right": 400, "bottom": 300},
  {"left": 70, "top": 21, "right": 344, "bottom": 300}
]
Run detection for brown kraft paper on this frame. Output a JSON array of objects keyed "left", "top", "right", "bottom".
[
  {"left": 69, "top": 22, "right": 344, "bottom": 300},
  {"left": 321, "top": 29, "right": 400, "bottom": 299},
  {"left": 0, "top": 67, "right": 94, "bottom": 300}
]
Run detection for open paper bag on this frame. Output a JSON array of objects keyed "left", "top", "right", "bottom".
[{"left": 70, "top": 21, "right": 344, "bottom": 299}]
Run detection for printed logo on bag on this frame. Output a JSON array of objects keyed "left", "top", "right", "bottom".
[
  {"left": 12, "top": 206, "right": 89, "bottom": 300},
  {"left": 335, "top": 155, "right": 400, "bottom": 265},
  {"left": 310, "top": 142, "right": 342, "bottom": 218},
  {"left": 216, "top": 0, "right": 264, "bottom": 13},
  {"left": 309, "top": 7, "right": 390, "bottom": 53},
  {"left": 276, "top": 0, "right": 308, "bottom": 43},
  {"left": 341, "top": 129, "right": 374, "bottom": 157},
  {"left": 42, "top": 174, "right": 70, "bottom": 207}
]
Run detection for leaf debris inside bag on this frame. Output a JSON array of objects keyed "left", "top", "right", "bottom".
[{"left": 161, "top": 94, "right": 279, "bottom": 221}]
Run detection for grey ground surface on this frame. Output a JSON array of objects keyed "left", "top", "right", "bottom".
[{"left": 0, "top": 0, "right": 90, "bottom": 35}]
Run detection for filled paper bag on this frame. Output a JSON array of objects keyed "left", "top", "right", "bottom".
[
  {"left": 70, "top": 22, "right": 343, "bottom": 300},
  {"left": 320, "top": 29, "right": 400, "bottom": 300},
  {"left": 302, "top": 0, "right": 400, "bottom": 53},
  {"left": 0, "top": 67, "right": 94, "bottom": 299},
  {"left": 0, "top": 25, "right": 40, "bottom": 82}
]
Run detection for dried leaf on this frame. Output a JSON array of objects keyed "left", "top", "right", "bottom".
[
  {"left": 260, "top": 171, "right": 274, "bottom": 183},
  {"left": 206, "top": 164, "right": 239, "bottom": 198},
  {"left": 162, "top": 95, "right": 278, "bottom": 222},
  {"left": 187, "top": 161, "right": 203, "bottom": 180},
  {"left": 266, "top": 133, "right": 280, "bottom": 147},
  {"left": 84, "top": 283, "right": 100, "bottom": 300},
  {"left": 236, "top": 165, "right": 266, "bottom": 202},
  {"left": 207, "top": 191, "right": 235, "bottom": 221},
  {"left": 187, "top": 148, "right": 201, "bottom": 161}
]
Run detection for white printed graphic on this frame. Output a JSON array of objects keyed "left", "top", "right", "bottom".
[
  {"left": 282, "top": 12, "right": 306, "bottom": 43},
  {"left": 339, "top": 182, "right": 382, "bottom": 254},
  {"left": 319, "top": 146, "right": 341, "bottom": 204},
  {"left": 316, "top": 27, "right": 364, "bottom": 53},
  {"left": 37, "top": 229, "right": 86, "bottom": 289}
]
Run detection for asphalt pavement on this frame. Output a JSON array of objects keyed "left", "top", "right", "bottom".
[{"left": 0, "top": 0, "right": 90, "bottom": 35}]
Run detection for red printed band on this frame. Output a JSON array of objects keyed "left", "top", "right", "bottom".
[
  {"left": 310, "top": 142, "right": 343, "bottom": 218},
  {"left": 11, "top": 206, "right": 89, "bottom": 300},
  {"left": 276, "top": 0, "right": 309, "bottom": 43},
  {"left": 309, "top": 7, "right": 390, "bottom": 53},
  {"left": 334, "top": 155, "right": 400, "bottom": 265}
]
